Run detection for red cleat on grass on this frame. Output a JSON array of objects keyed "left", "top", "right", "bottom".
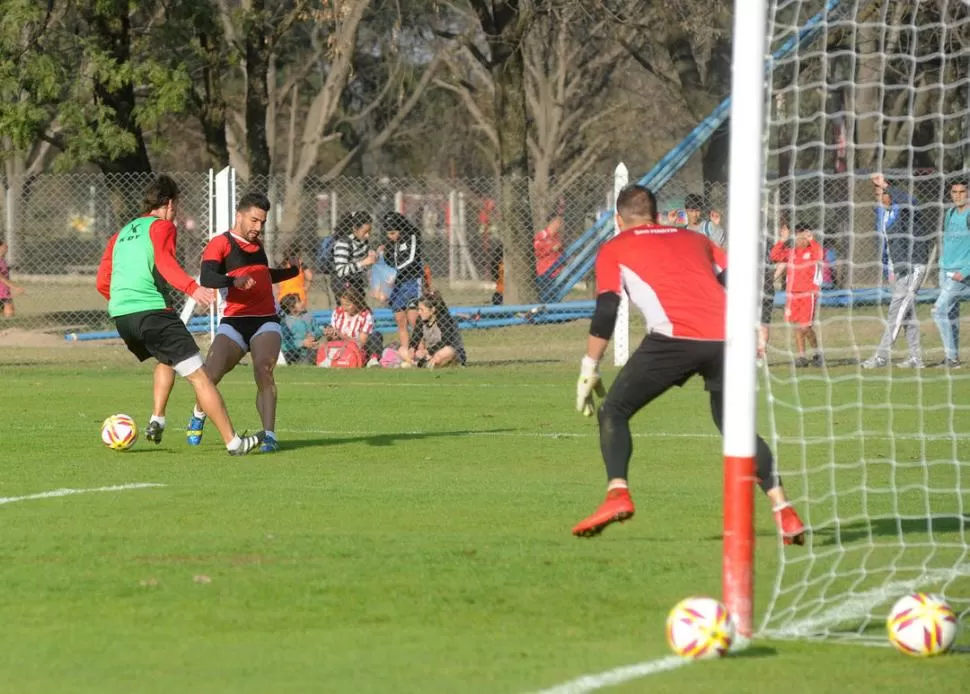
[
  {"left": 572, "top": 488, "right": 635, "bottom": 537},
  {"left": 775, "top": 504, "right": 806, "bottom": 546}
]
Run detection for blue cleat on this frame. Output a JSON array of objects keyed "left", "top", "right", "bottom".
[
  {"left": 186, "top": 415, "right": 206, "bottom": 446},
  {"left": 259, "top": 434, "right": 279, "bottom": 453}
]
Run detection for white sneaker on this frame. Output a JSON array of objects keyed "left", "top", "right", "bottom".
[
  {"left": 861, "top": 356, "right": 888, "bottom": 369},
  {"left": 366, "top": 357, "right": 380, "bottom": 368},
  {"left": 896, "top": 357, "right": 924, "bottom": 369}
]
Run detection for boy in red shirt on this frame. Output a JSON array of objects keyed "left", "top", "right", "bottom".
[{"left": 771, "top": 223, "right": 823, "bottom": 367}]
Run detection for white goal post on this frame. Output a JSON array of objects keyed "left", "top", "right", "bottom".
[{"left": 726, "top": 0, "right": 970, "bottom": 644}]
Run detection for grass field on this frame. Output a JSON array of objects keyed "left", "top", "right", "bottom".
[{"left": 1, "top": 356, "right": 968, "bottom": 693}]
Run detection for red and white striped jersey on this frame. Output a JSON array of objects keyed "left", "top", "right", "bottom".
[
  {"left": 331, "top": 306, "right": 374, "bottom": 340},
  {"left": 595, "top": 224, "right": 728, "bottom": 341}
]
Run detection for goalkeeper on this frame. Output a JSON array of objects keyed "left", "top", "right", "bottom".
[{"left": 571, "top": 184, "right": 805, "bottom": 545}]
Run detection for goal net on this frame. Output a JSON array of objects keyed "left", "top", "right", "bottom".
[{"left": 753, "top": 0, "right": 970, "bottom": 643}]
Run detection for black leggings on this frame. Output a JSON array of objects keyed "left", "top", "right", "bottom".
[{"left": 597, "top": 335, "right": 778, "bottom": 492}]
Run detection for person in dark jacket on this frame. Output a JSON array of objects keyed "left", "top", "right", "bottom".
[
  {"left": 862, "top": 173, "right": 933, "bottom": 369},
  {"left": 380, "top": 211, "right": 424, "bottom": 354},
  {"left": 406, "top": 290, "right": 466, "bottom": 368}
]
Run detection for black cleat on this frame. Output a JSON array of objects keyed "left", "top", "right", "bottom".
[
  {"left": 145, "top": 420, "right": 164, "bottom": 445},
  {"left": 228, "top": 431, "right": 265, "bottom": 456}
]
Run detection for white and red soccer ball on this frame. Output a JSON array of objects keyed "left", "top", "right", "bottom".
[
  {"left": 101, "top": 414, "right": 138, "bottom": 451},
  {"left": 886, "top": 592, "right": 958, "bottom": 656},
  {"left": 666, "top": 596, "right": 735, "bottom": 659}
]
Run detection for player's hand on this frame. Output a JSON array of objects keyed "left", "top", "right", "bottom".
[
  {"left": 233, "top": 275, "right": 255, "bottom": 290},
  {"left": 954, "top": 272, "right": 964, "bottom": 282},
  {"left": 576, "top": 356, "right": 606, "bottom": 417},
  {"left": 871, "top": 173, "right": 888, "bottom": 189},
  {"left": 710, "top": 210, "right": 722, "bottom": 225},
  {"left": 190, "top": 286, "right": 215, "bottom": 307},
  {"left": 361, "top": 251, "right": 378, "bottom": 268}
]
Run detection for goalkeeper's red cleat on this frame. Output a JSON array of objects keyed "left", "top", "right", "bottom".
[
  {"left": 572, "top": 488, "right": 635, "bottom": 538},
  {"left": 775, "top": 504, "right": 806, "bottom": 546}
]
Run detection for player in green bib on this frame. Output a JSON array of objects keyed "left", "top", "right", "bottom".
[{"left": 96, "top": 175, "right": 264, "bottom": 455}]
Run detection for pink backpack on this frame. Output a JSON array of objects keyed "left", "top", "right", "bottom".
[
  {"left": 316, "top": 340, "right": 365, "bottom": 368},
  {"left": 379, "top": 347, "right": 403, "bottom": 368}
]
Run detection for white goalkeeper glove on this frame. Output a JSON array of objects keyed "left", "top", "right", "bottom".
[{"left": 576, "top": 356, "right": 606, "bottom": 417}]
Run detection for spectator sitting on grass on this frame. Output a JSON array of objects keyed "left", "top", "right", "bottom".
[
  {"left": 280, "top": 293, "right": 323, "bottom": 364},
  {"left": 324, "top": 285, "right": 384, "bottom": 366},
  {"left": 405, "top": 290, "right": 466, "bottom": 369}
]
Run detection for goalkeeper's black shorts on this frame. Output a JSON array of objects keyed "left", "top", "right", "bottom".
[{"left": 605, "top": 334, "right": 724, "bottom": 415}]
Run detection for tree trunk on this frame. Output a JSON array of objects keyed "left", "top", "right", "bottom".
[
  {"left": 492, "top": 40, "right": 536, "bottom": 305},
  {"left": 244, "top": 0, "right": 272, "bottom": 179}
]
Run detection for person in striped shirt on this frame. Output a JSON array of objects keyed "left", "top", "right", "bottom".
[
  {"left": 324, "top": 286, "right": 383, "bottom": 364},
  {"left": 331, "top": 211, "right": 376, "bottom": 298}
]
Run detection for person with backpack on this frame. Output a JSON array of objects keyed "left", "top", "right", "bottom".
[
  {"left": 931, "top": 178, "right": 970, "bottom": 368},
  {"left": 323, "top": 211, "right": 375, "bottom": 298},
  {"left": 861, "top": 174, "right": 932, "bottom": 369},
  {"left": 320, "top": 285, "right": 383, "bottom": 367},
  {"left": 379, "top": 211, "right": 424, "bottom": 356}
]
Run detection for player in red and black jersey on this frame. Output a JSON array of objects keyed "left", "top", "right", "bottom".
[
  {"left": 185, "top": 192, "right": 299, "bottom": 453},
  {"left": 571, "top": 184, "right": 805, "bottom": 544}
]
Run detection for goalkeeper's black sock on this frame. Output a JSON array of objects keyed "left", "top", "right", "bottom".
[{"left": 598, "top": 402, "right": 633, "bottom": 481}]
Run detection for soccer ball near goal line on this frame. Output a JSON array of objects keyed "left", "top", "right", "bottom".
[
  {"left": 101, "top": 414, "right": 138, "bottom": 451},
  {"left": 886, "top": 593, "right": 958, "bottom": 657},
  {"left": 666, "top": 596, "right": 735, "bottom": 659}
]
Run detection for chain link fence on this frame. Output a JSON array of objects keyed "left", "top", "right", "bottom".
[{"left": 0, "top": 170, "right": 954, "bottom": 365}]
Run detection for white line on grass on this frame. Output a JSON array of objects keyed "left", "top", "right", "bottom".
[
  {"left": 530, "top": 656, "right": 690, "bottom": 694},
  {"left": 0, "top": 483, "right": 166, "bottom": 506}
]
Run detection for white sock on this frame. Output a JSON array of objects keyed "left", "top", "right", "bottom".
[
  {"left": 607, "top": 480, "right": 629, "bottom": 491},
  {"left": 227, "top": 434, "right": 242, "bottom": 451},
  {"left": 150, "top": 415, "right": 166, "bottom": 428},
  {"left": 772, "top": 502, "right": 791, "bottom": 512},
  {"left": 193, "top": 406, "right": 206, "bottom": 420},
  {"left": 265, "top": 430, "right": 276, "bottom": 440}
]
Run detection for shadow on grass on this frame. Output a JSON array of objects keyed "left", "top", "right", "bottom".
[
  {"left": 729, "top": 645, "right": 778, "bottom": 659},
  {"left": 279, "top": 428, "right": 519, "bottom": 451},
  {"left": 812, "top": 515, "right": 968, "bottom": 546}
]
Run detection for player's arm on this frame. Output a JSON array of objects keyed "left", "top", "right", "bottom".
[
  {"left": 576, "top": 246, "right": 621, "bottom": 415},
  {"left": 769, "top": 239, "right": 790, "bottom": 263},
  {"left": 269, "top": 266, "right": 300, "bottom": 284},
  {"left": 95, "top": 233, "right": 118, "bottom": 301},
  {"left": 198, "top": 235, "right": 236, "bottom": 288},
  {"left": 708, "top": 239, "right": 728, "bottom": 287},
  {"left": 149, "top": 221, "right": 199, "bottom": 295}
]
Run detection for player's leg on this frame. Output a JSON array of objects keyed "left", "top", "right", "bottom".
[
  {"left": 187, "top": 330, "right": 245, "bottom": 445},
  {"left": 572, "top": 336, "right": 690, "bottom": 538},
  {"left": 869, "top": 274, "right": 907, "bottom": 367},
  {"left": 932, "top": 276, "right": 962, "bottom": 365},
  {"left": 249, "top": 324, "right": 282, "bottom": 452},
  {"left": 427, "top": 345, "right": 460, "bottom": 368},
  {"left": 142, "top": 311, "right": 262, "bottom": 455},
  {"left": 2, "top": 298, "right": 14, "bottom": 318},
  {"left": 708, "top": 391, "right": 805, "bottom": 545},
  {"left": 145, "top": 363, "right": 177, "bottom": 444}
]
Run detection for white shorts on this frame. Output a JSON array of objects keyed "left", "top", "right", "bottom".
[{"left": 218, "top": 316, "right": 282, "bottom": 353}]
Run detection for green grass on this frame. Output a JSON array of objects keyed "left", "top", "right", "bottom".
[{"left": 0, "top": 362, "right": 968, "bottom": 693}]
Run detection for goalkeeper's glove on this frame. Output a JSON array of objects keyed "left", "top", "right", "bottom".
[{"left": 576, "top": 356, "right": 606, "bottom": 417}]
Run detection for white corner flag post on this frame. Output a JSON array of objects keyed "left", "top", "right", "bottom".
[
  {"left": 722, "top": 0, "right": 768, "bottom": 639},
  {"left": 613, "top": 162, "right": 630, "bottom": 366}
]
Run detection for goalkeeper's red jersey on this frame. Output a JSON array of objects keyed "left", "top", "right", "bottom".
[{"left": 595, "top": 224, "right": 727, "bottom": 341}]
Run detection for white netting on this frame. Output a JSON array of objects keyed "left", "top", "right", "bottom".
[{"left": 759, "top": 0, "right": 970, "bottom": 643}]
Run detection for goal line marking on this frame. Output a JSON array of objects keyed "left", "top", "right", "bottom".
[{"left": 0, "top": 483, "right": 166, "bottom": 506}]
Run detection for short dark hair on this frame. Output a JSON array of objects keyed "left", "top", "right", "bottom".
[
  {"left": 279, "top": 293, "right": 301, "bottom": 314},
  {"left": 237, "top": 192, "right": 271, "bottom": 214},
  {"left": 335, "top": 211, "right": 373, "bottom": 237},
  {"left": 684, "top": 193, "right": 704, "bottom": 211},
  {"left": 143, "top": 175, "right": 180, "bottom": 213},
  {"left": 795, "top": 223, "right": 813, "bottom": 234},
  {"left": 951, "top": 178, "right": 969, "bottom": 189},
  {"left": 616, "top": 185, "right": 657, "bottom": 222}
]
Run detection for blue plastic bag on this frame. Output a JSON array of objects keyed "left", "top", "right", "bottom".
[{"left": 369, "top": 255, "right": 397, "bottom": 305}]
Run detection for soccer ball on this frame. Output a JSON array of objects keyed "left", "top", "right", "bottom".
[
  {"left": 666, "top": 596, "right": 735, "bottom": 659},
  {"left": 886, "top": 592, "right": 958, "bottom": 656},
  {"left": 101, "top": 414, "right": 138, "bottom": 451}
]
